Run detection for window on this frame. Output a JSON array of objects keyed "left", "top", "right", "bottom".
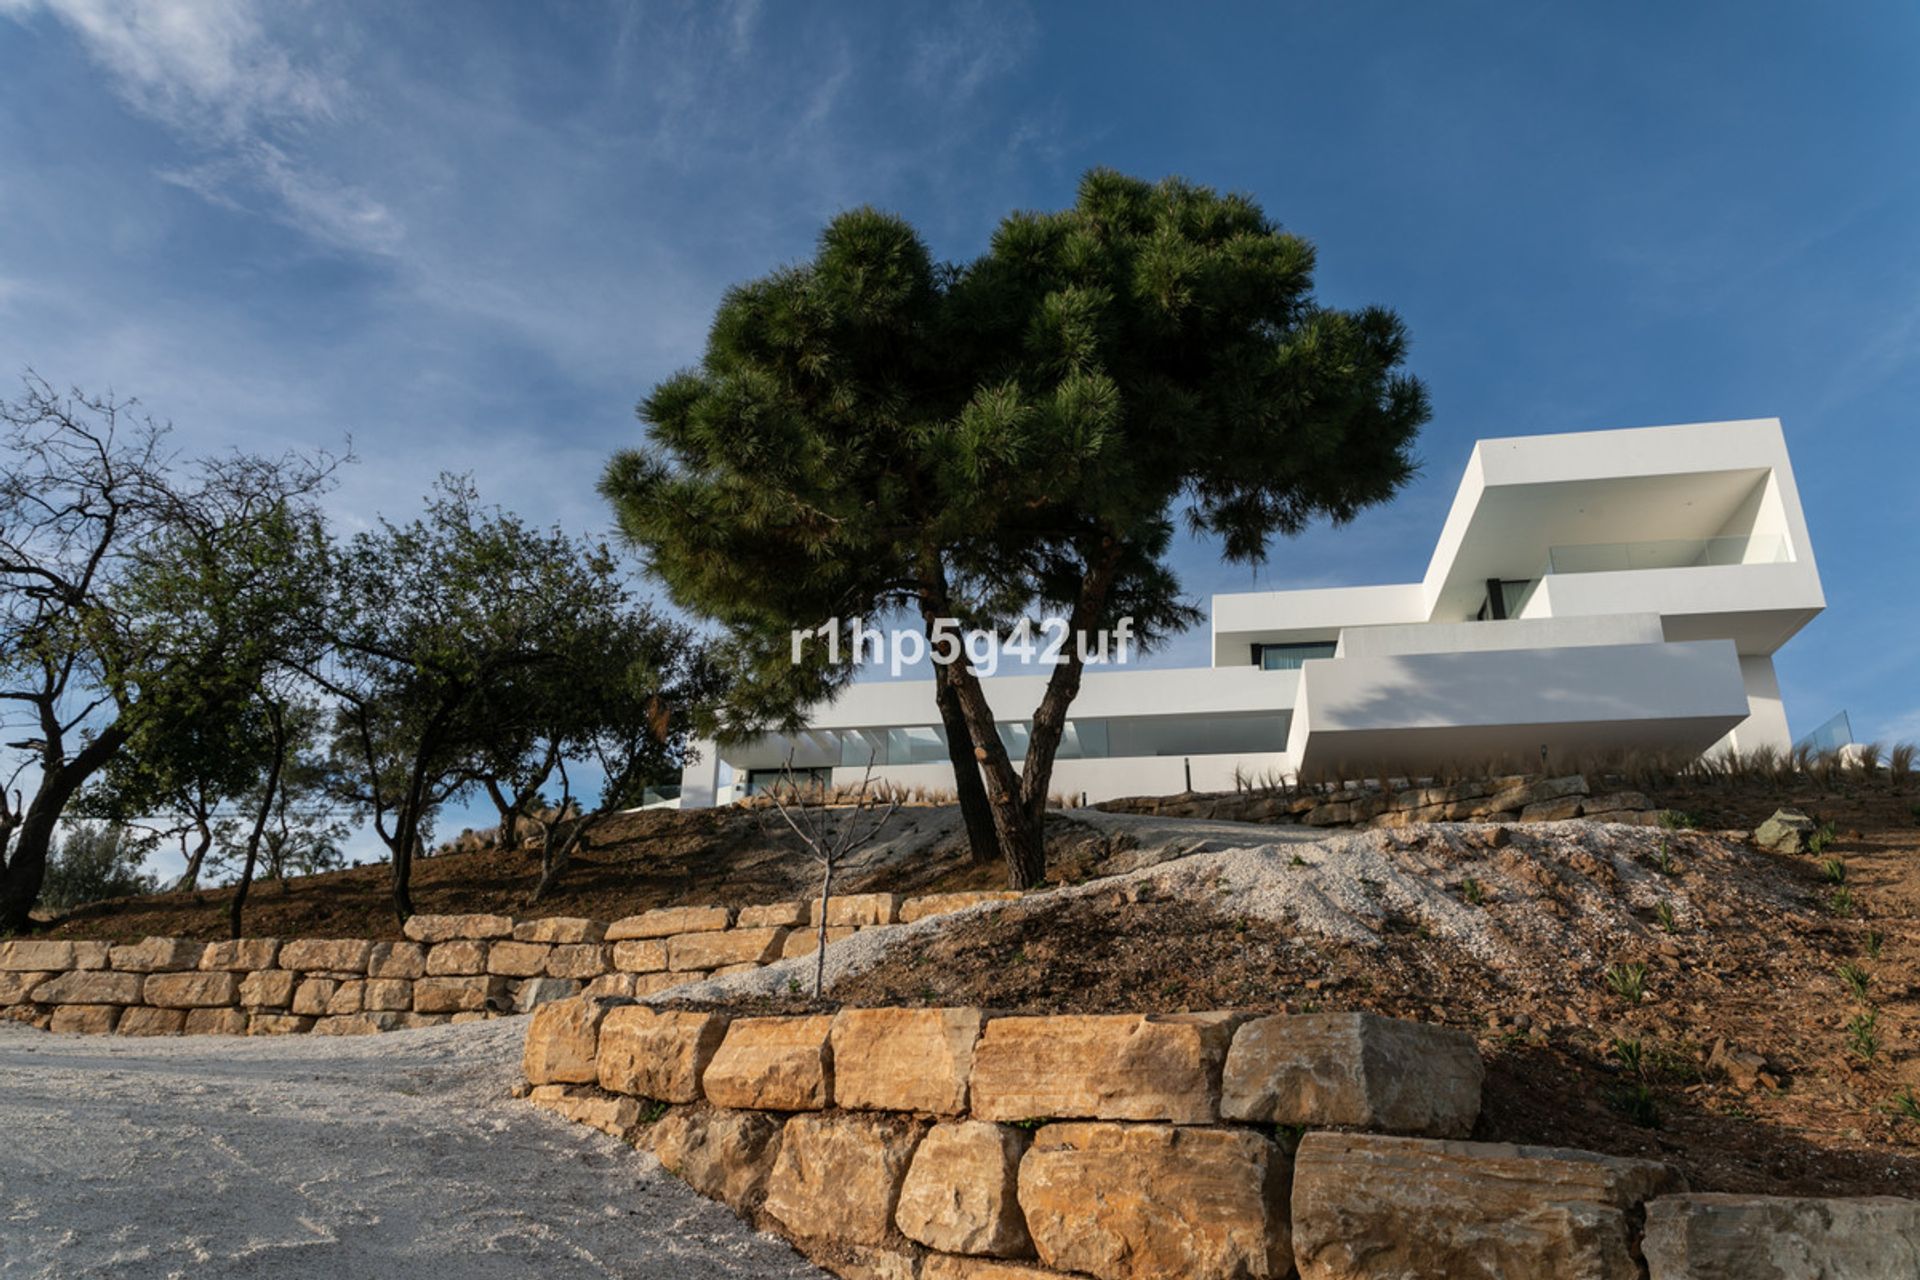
[{"left": 1254, "top": 641, "right": 1337, "bottom": 671}]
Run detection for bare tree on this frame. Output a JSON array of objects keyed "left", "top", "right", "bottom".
[{"left": 760, "top": 755, "right": 899, "bottom": 999}]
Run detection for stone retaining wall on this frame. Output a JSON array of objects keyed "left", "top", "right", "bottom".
[
  {"left": 521, "top": 998, "right": 1920, "bottom": 1280},
  {"left": 1098, "top": 771, "right": 1671, "bottom": 830},
  {"left": 0, "top": 890, "right": 1020, "bottom": 1037}
]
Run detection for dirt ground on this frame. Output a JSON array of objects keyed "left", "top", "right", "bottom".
[{"left": 705, "top": 779, "right": 1920, "bottom": 1200}]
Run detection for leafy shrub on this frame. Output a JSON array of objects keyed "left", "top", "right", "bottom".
[{"left": 39, "top": 822, "right": 157, "bottom": 910}]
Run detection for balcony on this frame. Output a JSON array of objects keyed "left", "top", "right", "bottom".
[{"left": 1545, "top": 533, "right": 1791, "bottom": 575}]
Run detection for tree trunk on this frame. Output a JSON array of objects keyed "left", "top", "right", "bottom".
[
  {"left": 931, "top": 641, "right": 999, "bottom": 865},
  {"left": 484, "top": 778, "right": 521, "bottom": 850},
  {"left": 942, "top": 659, "right": 1047, "bottom": 888},
  {"left": 0, "top": 725, "right": 127, "bottom": 933},
  {"left": 173, "top": 820, "right": 214, "bottom": 892},
  {"left": 228, "top": 710, "right": 288, "bottom": 940}
]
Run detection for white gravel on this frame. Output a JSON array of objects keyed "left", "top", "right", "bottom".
[{"left": 0, "top": 1019, "right": 825, "bottom": 1280}]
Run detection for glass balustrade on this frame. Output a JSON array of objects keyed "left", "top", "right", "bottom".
[{"left": 1545, "top": 533, "right": 1790, "bottom": 575}]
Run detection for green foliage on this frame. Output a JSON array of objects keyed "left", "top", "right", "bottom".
[
  {"left": 1605, "top": 1081, "right": 1661, "bottom": 1128},
  {"left": 1460, "top": 876, "right": 1484, "bottom": 906},
  {"left": 1657, "top": 810, "right": 1696, "bottom": 830},
  {"left": 1828, "top": 886, "right": 1855, "bottom": 917},
  {"left": 1864, "top": 928, "right": 1884, "bottom": 960},
  {"left": 1837, "top": 962, "right": 1870, "bottom": 1003},
  {"left": 1893, "top": 1087, "right": 1920, "bottom": 1125},
  {"left": 1819, "top": 856, "right": 1847, "bottom": 884},
  {"left": 604, "top": 171, "right": 1427, "bottom": 883},
  {"left": 1650, "top": 840, "right": 1678, "bottom": 876},
  {"left": 1809, "top": 822, "right": 1837, "bottom": 856},
  {"left": 1605, "top": 961, "right": 1648, "bottom": 1005},
  {"left": 40, "top": 821, "right": 157, "bottom": 910},
  {"left": 1847, "top": 1008, "right": 1879, "bottom": 1061},
  {"left": 1610, "top": 1036, "right": 1646, "bottom": 1078},
  {"left": 1654, "top": 900, "right": 1678, "bottom": 933}
]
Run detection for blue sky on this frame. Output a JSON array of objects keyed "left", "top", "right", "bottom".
[{"left": 3, "top": 1, "right": 1917, "bottom": 848}]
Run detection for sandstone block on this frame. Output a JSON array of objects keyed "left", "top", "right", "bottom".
[
  {"left": 712, "top": 962, "right": 760, "bottom": 977},
  {"left": 523, "top": 995, "right": 614, "bottom": 1084},
  {"left": 0, "top": 970, "right": 50, "bottom": 1004},
  {"left": 247, "top": 1013, "right": 315, "bottom": 1034},
  {"left": 597, "top": 1006, "right": 729, "bottom": 1101},
  {"left": 703, "top": 1015, "right": 834, "bottom": 1111},
  {"left": 1753, "top": 809, "right": 1818, "bottom": 855},
  {"left": 184, "top": 1007, "right": 250, "bottom": 1035},
  {"left": 1522, "top": 796, "right": 1585, "bottom": 822},
  {"left": 832, "top": 1007, "right": 982, "bottom": 1115},
  {"left": 1291, "top": 1132, "right": 1684, "bottom": 1280},
  {"left": 238, "top": 969, "right": 297, "bottom": 1009},
  {"left": 279, "top": 939, "right": 373, "bottom": 973},
  {"left": 425, "top": 940, "right": 489, "bottom": 975},
  {"left": 896, "top": 1120, "right": 1032, "bottom": 1257},
  {"left": 513, "top": 916, "right": 606, "bottom": 944},
  {"left": 612, "top": 939, "right": 668, "bottom": 972},
  {"left": 900, "top": 891, "right": 1023, "bottom": 923},
  {"left": 667, "top": 928, "right": 786, "bottom": 971},
  {"left": 198, "top": 938, "right": 281, "bottom": 971},
  {"left": 50, "top": 1004, "right": 121, "bottom": 1034},
  {"left": 486, "top": 941, "right": 551, "bottom": 976},
  {"left": 545, "top": 943, "right": 611, "bottom": 979},
  {"left": 399, "top": 1012, "right": 451, "bottom": 1029},
  {"left": 367, "top": 941, "right": 428, "bottom": 979},
  {"left": 116, "top": 1005, "right": 187, "bottom": 1036},
  {"left": 109, "top": 936, "right": 202, "bottom": 972},
  {"left": 291, "top": 977, "right": 338, "bottom": 1015},
  {"left": 1020, "top": 1122, "right": 1290, "bottom": 1280},
  {"left": 921, "top": 1258, "right": 1065, "bottom": 1280},
  {"left": 402, "top": 913, "right": 515, "bottom": 942},
  {"left": 144, "top": 971, "right": 240, "bottom": 1009},
  {"left": 970, "top": 1012, "right": 1243, "bottom": 1124},
  {"left": 815, "top": 892, "right": 902, "bottom": 927},
  {"left": 526, "top": 1083, "right": 644, "bottom": 1141},
  {"left": 413, "top": 975, "right": 507, "bottom": 1014},
  {"left": 1585, "top": 790, "right": 1651, "bottom": 814},
  {"left": 320, "top": 1011, "right": 407, "bottom": 1035},
  {"left": 1221, "top": 1012, "right": 1483, "bottom": 1136},
  {"left": 71, "top": 940, "right": 111, "bottom": 969},
  {"left": 648, "top": 1107, "right": 786, "bottom": 1207},
  {"left": 1642, "top": 1193, "right": 1920, "bottom": 1279},
  {"left": 324, "top": 979, "right": 366, "bottom": 1015},
  {"left": 31, "top": 969, "right": 143, "bottom": 1005},
  {"left": 737, "top": 901, "right": 808, "bottom": 928},
  {"left": 584, "top": 972, "right": 640, "bottom": 998},
  {"left": 631, "top": 971, "right": 691, "bottom": 996},
  {"left": 362, "top": 978, "right": 414, "bottom": 1012},
  {"left": 605, "top": 905, "right": 730, "bottom": 940},
  {"left": 2, "top": 938, "right": 74, "bottom": 972},
  {"left": 763, "top": 1113, "right": 925, "bottom": 1246},
  {"left": 512, "top": 977, "right": 581, "bottom": 1012},
  {"left": 781, "top": 926, "right": 855, "bottom": 958}
]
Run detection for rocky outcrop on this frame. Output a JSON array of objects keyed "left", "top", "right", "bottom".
[
  {"left": 1752, "top": 809, "right": 1818, "bottom": 854},
  {"left": 648, "top": 1106, "right": 786, "bottom": 1207},
  {"left": 969, "top": 1012, "right": 1243, "bottom": 1124},
  {"left": 1641, "top": 1193, "right": 1920, "bottom": 1278},
  {"left": 1221, "top": 1012, "right": 1483, "bottom": 1136},
  {"left": 597, "top": 1006, "right": 729, "bottom": 1102},
  {"left": 894, "top": 1121, "right": 1032, "bottom": 1258},
  {"left": 762, "top": 1113, "right": 926, "bottom": 1247},
  {"left": 831, "top": 1008, "right": 983, "bottom": 1116},
  {"left": 702, "top": 1015, "right": 834, "bottom": 1111}
]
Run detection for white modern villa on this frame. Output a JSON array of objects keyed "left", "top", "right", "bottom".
[{"left": 677, "top": 419, "right": 1824, "bottom": 807}]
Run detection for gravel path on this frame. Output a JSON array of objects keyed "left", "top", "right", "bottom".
[{"left": 0, "top": 1020, "right": 825, "bottom": 1280}]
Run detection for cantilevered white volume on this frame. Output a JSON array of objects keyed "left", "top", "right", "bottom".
[{"left": 678, "top": 419, "right": 1823, "bottom": 806}]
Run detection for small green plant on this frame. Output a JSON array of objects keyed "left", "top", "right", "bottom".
[
  {"left": 1658, "top": 810, "right": 1697, "bottom": 830},
  {"left": 1654, "top": 900, "right": 1677, "bottom": 932},
  {"left": 1611, "top": 1036, "right": 1646, "bottom": 1078},
  {"left": 1606, "top": 1081, "right": 1661, "bottom": 1127},
  {"left": 1847, "top": 1008, "right": 1879, "bottom": 1061},
  {"left": 639, "top": 1099, "right": 669, "bottom": 1125},
  {"left": 1006, "top": 1117, "right": 1051, "bottom": 1131},
  {"left": 1893, "top": 1087, "right": 1920, "bottom": 1125},
  {"left": 1837, "top": 962, "right": 1870, "bottom": 1003},
  {"left": 1606, "top": 961, "right": 1648, "bottom": 1005},
  {"left": 1810, "top": 823, "right": 1838, "bottom": 856},
  {"left": 1461, "top": 876, "right": 1485, "bottom": 906},
  {"left": 1828, "top": 886, "right": 1855, "bottom": 917},
  {"left": 1819, "top": 856, "right": 1846, "bottom": 884},
  {"left": 1290, "top": 854, "right": 1308, "bottom": 867},
  {"left": 1271, "top": 1121, "right": 1307, "bottom": 1151},
  {"left": 1864, "top": 928, "right": 1884, "bottom": 960},
  {"left": 1651, "top": 841, "right": 1678, "bottom": 876},
  {"left": 786, "top": 977, "right": 803, "bottom": 996}
]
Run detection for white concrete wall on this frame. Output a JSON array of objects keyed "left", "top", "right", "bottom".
[{"left": 1334, "top": 612, "right": 1665, "bottom": 659}]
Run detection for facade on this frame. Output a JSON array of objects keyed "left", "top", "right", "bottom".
[{"left": 679, "top": 419, "right": 1824, "bottom": 807}]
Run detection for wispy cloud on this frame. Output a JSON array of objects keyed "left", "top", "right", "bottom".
[
  {"left": 3, "top": 0, "right": 400, "bottom": 255},
  {"left": 909, "top": 0, "right": 1037, "bottom": 102}
]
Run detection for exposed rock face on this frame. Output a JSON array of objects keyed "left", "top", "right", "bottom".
[
  {"left": 142, "top": 971, "right": 240, "bottom": 1009},
  {"left": 116, "top": 1006, "right": 187, "bottom": 1035},
  {"left": 31, "top": 970, "right": 143, "bottom": 1006},
  {"left": 605, "top": 906, "right": 731, "bottom": 940},
  {"left": 668, "top": 928, "right": 788, "bottom": 971},
  {"left": 0, "top": 940, "right": 77, "bottom": 971},
  {"left": 831, "top": 1008, "right": 982, "bottom": 1115},
  {"left": 199, "top": 939, "right": 281, "bottom": 971},
  {"left": 184, "top": 1007, "right": 249, "bottom": 1035},
  {"left": 1641, "top": 1193, "right": 1920, "bottom": 1279},
  {"left": 1753, "top": 809, "right": 1818, "bottom": 854},
  {"left": 412, "top": 975, "right": 506, "bottom": 1014},
  {"left": 50, "top": 1004, "right": 121, "bottom": 1034},
  {"left": 702, "top": 1016, "right": 834, "bottom": 1112},
  {"left": 512, "top": 977, "right": 581, "bottom": 1012},
  {"left": 1018, "top": 1122, "right": 1291, "bottom": 1280},
  {"left": 648, "top": 1107, "right": 786, "bottom": 1207},
  {"left": 737, "top": 902, "right": 808, "bottom": 928},
  {"left": 522, "top": 996, "right": 613, "bottom": 1085},
  {"left": 919, "top": 1258, "right": 1063, "bottom": 1280},
  {"left": 0, "top": 971, "right": 48, "bottom": 1004},
  {"left": 513, "top": 917, "right": 606, "bottom": 944},
  {"left": 279, "top": 939, "right": 374, "bottom": 973},
  {"left": 247, "top": 1013, "right": 314, "bottom": 1034},
  {"left": 611, "top": 939, "right": 668, "bottom": 972},
  {"left": 762, "top": 1113, "right": 925, "bottom": 1247},
  {"left": 291, "top": 978, "right": 338, "bottom": 1016},
  {"left": 485, "top": 941, "right": 550, "bottom": 976},
  {"left": 1291, "top": 1132, "right": 1684, "bottom": 1280},
  {"left": 820, "top": 893, "right": 902, "bottom": 926},
  {"left": 108, "top": 937, "right": 202, "bottom": 973},
  {"left": 425, "top": 940, "right": 488, "bottom": 975},
  {"left": 597, "top": 1006, "right": 729, "bottom": 1102},
  {"left": 545, "top": 943, "right": 612, "bottom": 978},
  {"left": 781, "top": 927, "right": 856, "bottom": 957},
  {"left": 969, "top": 1012, "right": 1244, "bottom": 1124},
  {"left": 895, "top": 1120, "right": 1032, "bottom": 1258},
  {"left": 402, "top": 913, "right": 514, "bottom": 943},
  {"left": 526, "top": 1083, "right": 644, "bottom": 1141},
  {"left": 1221, "top": 1012, "right": 1484, "bottom": 1137}
]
